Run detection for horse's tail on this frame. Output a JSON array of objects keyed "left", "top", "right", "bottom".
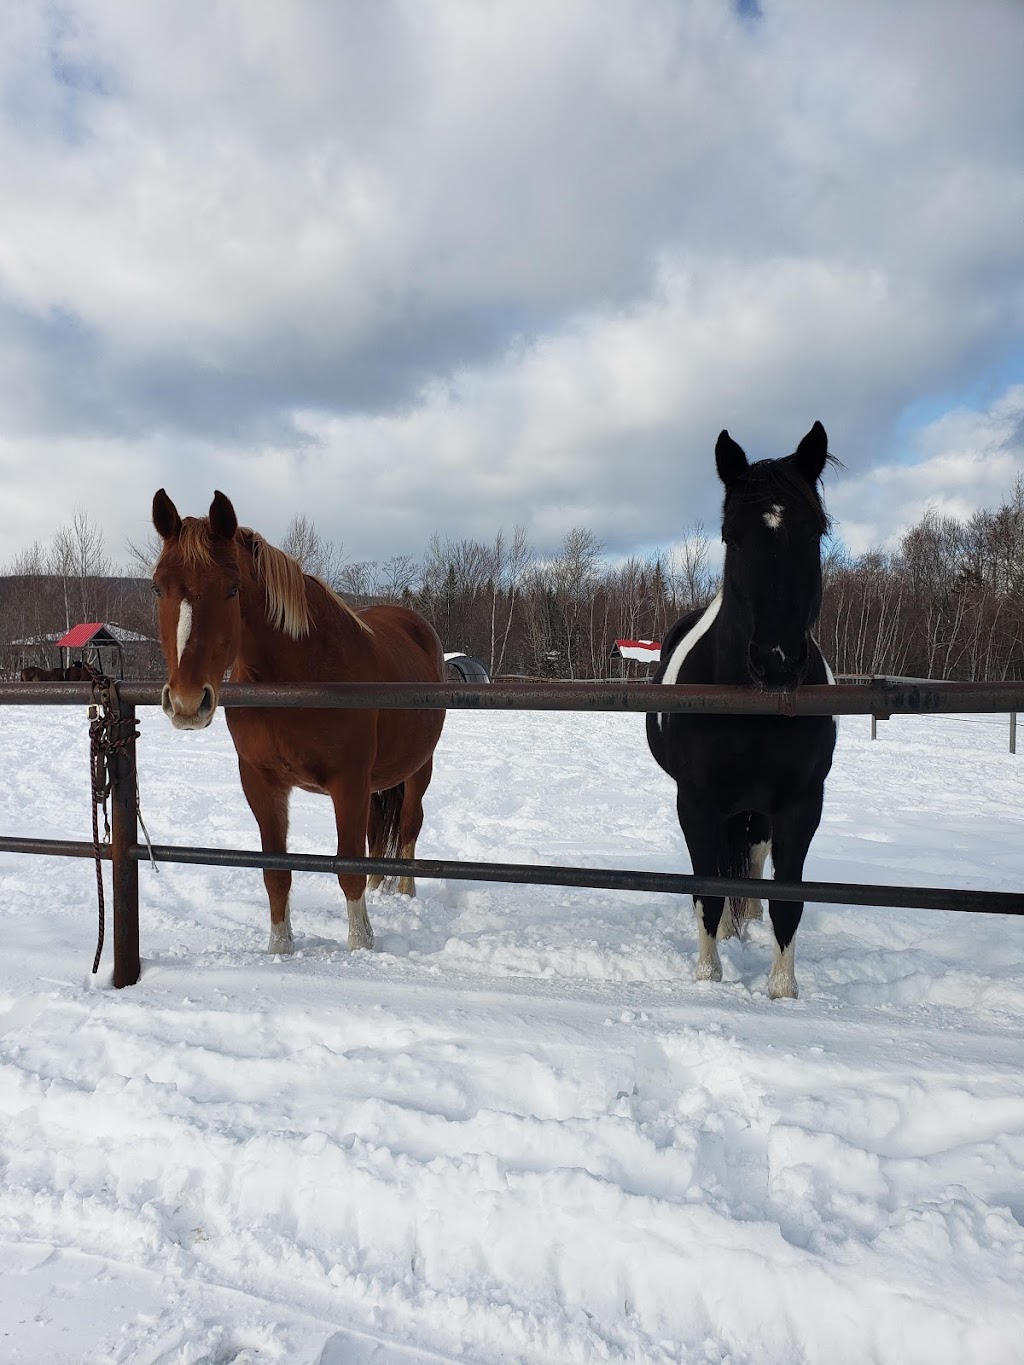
[
  {"left": 721, "top": 811, "right": 770, "bottom": 941},
  {"left": 370, "top": 782, "right": 405, "bottom": 889}
]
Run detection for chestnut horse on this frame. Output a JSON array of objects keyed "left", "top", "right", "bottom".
[{"left": 151, "top": 489, "right": 446, "bottom": 954}]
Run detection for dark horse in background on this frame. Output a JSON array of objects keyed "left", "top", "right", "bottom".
[
  {"left": 647, "top": 422, "right": 836, "bottom": 999},
  {"left": 151, "top": 490, "right": 445, "bottom": 956},
  {"left": 21, "top": 663, "right": 88, "bottom": 681}
]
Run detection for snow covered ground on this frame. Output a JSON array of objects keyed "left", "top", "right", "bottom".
[{"left": 1, "top": 701, "right": 1023, "bottom": 1365}]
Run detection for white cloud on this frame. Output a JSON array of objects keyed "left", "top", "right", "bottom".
[
  {"left": 832, "top": 386, "right": 1024, "bottom": 554},
  {"left": 0, "top": 0, "right": 1022, "bottom": 565}
]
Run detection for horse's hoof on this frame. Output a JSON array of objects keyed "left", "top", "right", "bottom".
[
  {"left": 767, "top": 972, "right": 798, "bottom": 1000},
  {"left": 267, "top": 930, "right": 294, "bottom": 955},
  {"left": 366, "top": 874, "right": 384, "bottom": 892},
  {"left": 397, "top": 877, "right": 416, "bottom": 897},
  {"left": 348, "top": 926, "right": 374, "bottom": 951},
  {"left": 346, "top": 893, "right": 374, "bottom": 950},
  {"left": 717, "top": 910, "right": 739, "bottom": 942},
  {"left": 695, "top": 958, "right": 723, "bottom": 982}
]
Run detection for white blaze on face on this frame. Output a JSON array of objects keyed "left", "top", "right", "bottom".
[
  {"left": 176, "top": 599, "right": 193, "bottom": 665},
  {"left": 763, "top": 504, "right": 784, "bottom": 530}
]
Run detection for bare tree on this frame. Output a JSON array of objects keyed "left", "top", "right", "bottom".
[
  {"left": 280, "top": 513, "right": 346, "bottom": 588},
  {"left": 380, "top": 554, "right": 419, "bottom": 599},
  {"left": 337, "top": 560, "right": 380, "bottom": 599},
  {"left": 280, "top": 513, "right": 320, "bottom": 568},
  {"left": 488, "top": 525, "right": 532, "bottom": 677},
  {"left": 50, "top": 508, "right": 111, "bottom": 629},
  {"left": 550, "top": 527, "right": 602, "bottom": 678},
  {"left": 125, "top": 531, "right": 163, "bottom": 575},
  {"left": 667, "top": 522, "right": 717, "bottom": 610},
  {"left": 8, "top": 541, "right": 48, "bottom": 576}
]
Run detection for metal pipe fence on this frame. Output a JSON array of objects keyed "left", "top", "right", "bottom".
[
  {"left": 3, "top": 677, "right": 1024, "bottom": 715},
  {"left": 2, "top": 677, "right": 1023, "bottom": 988}
]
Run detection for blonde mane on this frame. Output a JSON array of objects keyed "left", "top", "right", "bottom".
[
  {"left": 243, "top": 529, "right": 371, "bottom": 639},
  {"left": 171, "top": 516, "right": 369, "bottom": 639}
]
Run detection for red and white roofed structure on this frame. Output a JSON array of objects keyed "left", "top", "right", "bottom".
[
  {"left": 610, "top": 639, "right": 661, "bottom": 677},
  {"left": 55, "top": 623, "right": 126, "bottom": 677}
]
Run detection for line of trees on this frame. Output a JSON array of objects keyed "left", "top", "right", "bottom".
[
  {"left": 818, "top": 483, "right": 1024, "bottom": 681},
  {"left": 277, "top": 482, "right": 1024, "bottom": 681},
  {"left": 0, "top": 511, "right": 159, "bottom": 676},
  {"left": 2, "top": 484, "right": 1024, "bottom": 681}
]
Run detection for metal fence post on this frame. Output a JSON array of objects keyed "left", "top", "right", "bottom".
[
  {"left": 1011, "top": 712, "right": 1017, "bottom": 755},
  {"left": 110, "top": 702, "right": 140, "bottom": 988}
]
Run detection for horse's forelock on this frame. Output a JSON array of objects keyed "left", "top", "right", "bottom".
[
  {"left": 175, "top": 517, "right": 223, "bottom": 567},
  {"left": 724, "top": 456, "right": 832, "bottom": 537}
]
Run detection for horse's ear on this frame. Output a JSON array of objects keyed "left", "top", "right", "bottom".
[
  {"left": 715, "top": 430, "right": 749, "bottom": 486},
  {"left": 209, "top": 491, "right": 238, "bottom": 541},
  {"left": 794, "top": 421, "right": 829, "bottom": 484},
  {"left": 152, "top": 489, "right": 182, "bottom": 541}
]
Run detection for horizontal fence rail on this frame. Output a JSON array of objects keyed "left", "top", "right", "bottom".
[
  {"left": 0, "top": 834, "right": 109, "bottom": 859},
  {"left": 2, "top": 834, "right": 1020, "bottom": 917},
  {"left": 0, "top": 677, "right": 1021, "bottom": 986},
  {"left": 134, "top": 846, "right": 1024, "bottom": 917},
  {"left": 2, "top": 677, "right": 1024, "bottom": 716}
]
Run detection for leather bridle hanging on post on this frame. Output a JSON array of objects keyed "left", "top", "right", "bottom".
[{"left": 86, "top": 668, "right": 152, "bottom": 975}]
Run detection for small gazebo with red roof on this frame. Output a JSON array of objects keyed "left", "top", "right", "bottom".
[
  {"left": 611, "top": 639, "right": 661, "bottom": 664},
  {"left": 610, "top": 638, "right": 661, "bottom": 677},
  {"left": 54, "top": 623, "right": 125, "bottom": 677}
]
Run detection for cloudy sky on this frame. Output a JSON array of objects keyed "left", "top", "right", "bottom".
[{"left": 1, "top": 0, "right": 1022, "bottom": 571}]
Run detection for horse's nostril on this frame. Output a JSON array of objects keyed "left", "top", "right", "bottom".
[{"left": 198, "top": 686, "right": 215, "bottom": 716}]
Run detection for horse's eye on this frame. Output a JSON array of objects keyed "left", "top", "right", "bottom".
[
  {"left": 226, "top": 583, "right": 240, "bottom": 599},
  {"left": 151, "top": 581, "right": 163, "bottom": 598}
]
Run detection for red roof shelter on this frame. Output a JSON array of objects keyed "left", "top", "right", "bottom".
[
  {"left": 55, "top": 623, "right": 125, "bottom": 676},
  {"left": 610, "top": 639, "right": 661, "bottom": 664},
  {"left": 56, "top": 623, "right": 112, "bottom": 649}
]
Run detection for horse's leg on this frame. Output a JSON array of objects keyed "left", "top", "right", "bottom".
[
  {"left": 396, "top": 757, "right": 433, "bottom": 896},
  {"left": 328, "top": 781, "right": 374, "bottom": 950},
  {"left": 238, "top": 758, "right": 293, "bottom": 954},
  {"left": 766, "top": 790, "right": 824, "bottom": 1000},
  {"left": 677, "top": 791, "right": 727, "bottom": 982},
  {"left": 731, "top": 811, "right": 771, "bottom": 929}
]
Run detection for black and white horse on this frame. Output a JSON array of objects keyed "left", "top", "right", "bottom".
[{"left": 647, "top": 422, "right": 837, "bottom": 999}]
